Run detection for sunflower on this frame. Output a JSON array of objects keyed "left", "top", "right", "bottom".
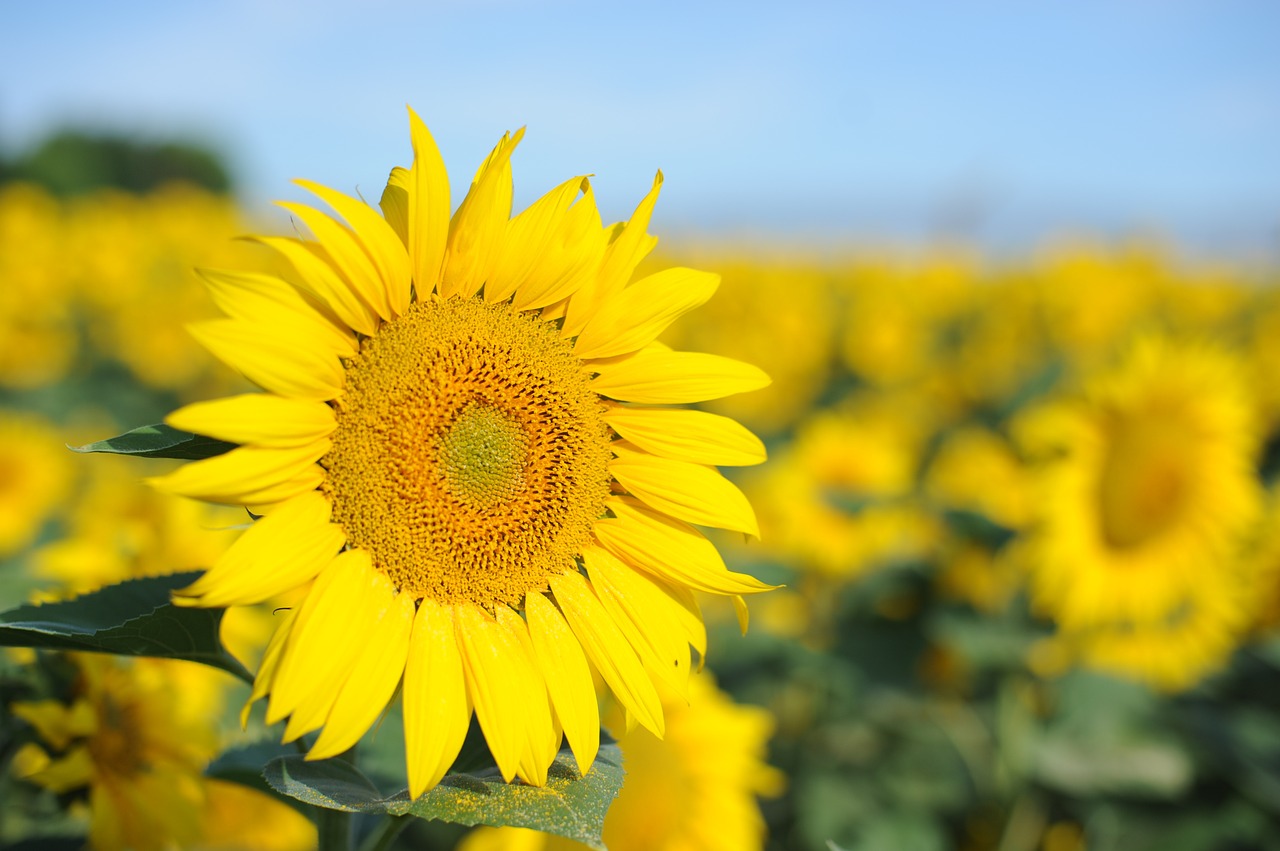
[
  {"left": 457, "top": 673, "right": 783, "bottom": 851},
  {"left": 10, "top": 654, "right": 315, "bottom": 851},
  {"left": 1018, "top": 335, "right": 1263, "bottom": 689},
  {"left": 0, "top": 411, "right": 73, "bottom": 558},
  {"left": 150, "top": 109, "right": 773, "bottom": 795}
]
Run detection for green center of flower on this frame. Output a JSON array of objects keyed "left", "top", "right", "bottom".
[{"left": 439, "top": 403, "right": 530, "bottom": 507}]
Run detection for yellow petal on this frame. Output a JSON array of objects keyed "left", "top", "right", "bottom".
[
  {"left": 407, "top": 107, "right": 451, "bottom": 299},
  {"left": 495, "top": 606, "right": 559, "bottom": 786},
  {"left": 610, "top": 442, "right": 759, "bottom": 536},
  {"left": 524, "top": 593, "right": 600, "bottom": 776},
  {"left": 404, "top": 599, "right": 472, "bottom": 798},
  {"left": 549, "top": 570, "right": 664, "bottom": 738},
  {"left": 732, "top": 595, "right": 750, "bottom": 634},
  {"left": 254, "top": 236, "right": 381, "bottom": 337},
  {"left": 196, "top": 267, "right": 356, "bottom": 354},
  {"left": 186, "top": 319, "right": 344, "bottom": 402},
  {"left": 603, "top": 406, "right": 766, "bottom": 466},
  {"left": 590, "top": 348, "right": 771, "bottom": 404},
  {"left": 278, "top": 201, "right": 394, "bottom": 322},
  {"left": 573, "top": 267, "right": 718, "bottom": 360},
  {"left": 380, "top": 166, "right": 410, "bottom": 247},
  {"left": 595, "top": 496, "right": 774, "bottom": 595},
  {"left": 582, "top": 547, "right": 691, "bottom": 698},
  {"left": 20, "top": 744, "right": 95, "bottom": 794},
  {"left": 149, "top": 441, "right": 328, "bottom": 506},
  {"left": 563, "top": 171, "right": 662, "bottom": 337},
  {"left": 486, "top": 177, "right": 605, "bottom": 311},
  {"left": 453, "top": 603, "right": 549, "bottom": 784},
  {"left": 174, "top": 491, "right": 342, "bottom": 607},
  {"left": 242, "top": 609, "right": 297, "bottom": 728},
  {"left": 295, "top": 179, "right": 412, "bottom": 318},
  {"left": 266, "top": 550, "right": 377, "bottom": 725},
  {"left": 166, "top": 394, "right": 336, "bottom": 449},
  {"left": 10, "top": 699, "right": 97, "bottom": 751},
  {"left": 440, "top": 129, "right": 523, "bottom": 300},
  {"left": 308, "top": 585, "right": 415, "bottom": 760}
]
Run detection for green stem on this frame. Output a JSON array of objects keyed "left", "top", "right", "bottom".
[
  {"left": 316, "top": 806, "right": 352, "bottom": 851},
  {"left": 357, "top": 815, "right": 410, "bottom": 851},
  {"left": 316, "top": 746, "right": 359, "bottom": 851}
]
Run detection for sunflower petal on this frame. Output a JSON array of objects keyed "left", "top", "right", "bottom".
[
  {"left": 186, "top": 320, "right": 344, "bottom": 402},
  {"left": 174, "top": 492, "right": 341, "bottom": 608},
  {"left": 254, "top": 236, "right": 381, "bottom": 336},
  {"left": 380, "top": 167, "right": 410, "bottom": 247},
  {"left": 277, "top": 201, "right": 393, "bottom": 322},
  {"left": 591, "top": 348, "right": 771, "bottom": 404},
  {"left": 295, "top": 179, "right": 412, "bottom": 318},
  {"left": 242, "top": 609, "right": 297, "bottom": 728},
  {"left": 196, "top": 268, "right": 356, "bottom": 354},
  {"left": 595, "top": 496, "right": 774, "bottom": 595},
  {"left": 524, "top": 592, "right": 599, "bottom": 775},
  {"left": 549, "top": 570, "right": 664, "bottom": 738},
  {"left": 407, "top": 107, "right": 451, "bottom": 298},
  {"left": 574, "top": 267, "right": 719, "bottom": 360},
  {"left": 166, "top": 394, "right": 335, "bottom": 449},
  {"left": 149, "top": 441, "right": 328, "bottom": 506},
  {"left": 583, "top": 547, "right": 691, "bottom": 698},
  {"left": 266, "top": 550, "right": 377, "bottom": 725},
  {"left": 440, "top": 130, "right": 523, "bottom": 300},
  {"left": 494, "top": 606, "right": 559, "bottom": 786},
  {"left": 563, "top": 171, "right": 662, "bottom": 337},
  {"left": 308, "top": 585, "right": 415, "bottom": 760},
  {"left": 404, "top": 599, "right": 471, "bottom": 798},
  {"left": 603, "top": 406, "right": 766, "bottom": 466},
  {"left": 610, "top": 443, "right": 759, "bottom": 536}
]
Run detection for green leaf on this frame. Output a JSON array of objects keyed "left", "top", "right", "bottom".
[
  {"left": 264, "top": 742, "right": 624, "bottom": 850},
  {"left": 70, "top": 423, "right": 235, "bottom": 460},
  {"left": 0, "top": 573, "right": 250, "bottom": 682}
]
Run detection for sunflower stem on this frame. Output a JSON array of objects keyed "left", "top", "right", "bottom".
[
  {"left": 316, "top": 806, "right": 352, "bottom": 851},
  {"left": 315, "top": 746, "right": 358, "bottom": 851},
  {"left": 357, "top": 815, "right": 410, "bottom": 851}
]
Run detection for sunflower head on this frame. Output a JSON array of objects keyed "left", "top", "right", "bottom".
[
  {"left": 151, "top": 109, "right": 774, "bottom": 795},
  {"left": 1020, "top": 334, "right": 1264, "bottom": 689}
]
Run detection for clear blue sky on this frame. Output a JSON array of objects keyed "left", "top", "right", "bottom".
[{"left": 3, "top": 0, "right": 1278, "bottom": 251}]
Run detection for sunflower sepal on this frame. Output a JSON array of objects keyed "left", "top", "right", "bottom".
[
  {"left": 263, "top": 739, "right": 623, "bottom": 850},
  {"left": 0, "top": 572, "right": 251, "bottom": 682},
  {"left": 71, "top": 422, "right": 236, "bottom": 461}
]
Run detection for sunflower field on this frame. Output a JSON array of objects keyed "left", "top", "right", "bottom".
[{"left": 1, "top": 125, "right": 1279, "bottom": 851}]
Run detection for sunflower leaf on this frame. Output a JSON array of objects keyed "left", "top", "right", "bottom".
[
  {"left": 263, "top": 741, "right": 624, "bottom": 849},
  {"left": 0, "top": 572, "right": 250, "bottom": 682},
  {"left": 70, "top": 423, "right": 236, "bottom": 460}
]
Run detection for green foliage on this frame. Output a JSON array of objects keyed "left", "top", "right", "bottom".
[
  {"left": 71, "top": 423, "right": 235, "bottom": 460},
  {"left": 264, "top": 743, "right": 624, "bottom": 850},
  {"left": 0, "top": 573, "right": 249, "bottom": 682},
  {"left": 0, "top": 130, "right": 232, "bottom": 195}
]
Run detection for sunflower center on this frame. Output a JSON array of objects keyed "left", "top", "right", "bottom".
[
  {"left": 1097, "top": 413, "right": 1192, "bottom": 549},
  {"left": 322, "top": 297, "right": 611, "bottom": 609},
  {"left": 439, "top": 403, "right": 530, "bottom": 507}
]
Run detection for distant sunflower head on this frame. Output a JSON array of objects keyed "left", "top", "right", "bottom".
[
  {"left": 1020, "top": 335, "right": 1263, "bottom": 688},
  {"left": 152, "top": 109, "right": 774, "bottom": 796}
]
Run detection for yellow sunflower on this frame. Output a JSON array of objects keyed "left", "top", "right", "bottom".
[
  {"left": 150, "top": 109, "right": 773, "bottom": 796},
  {"left": 457, "top": 673, "right": 783, "bottom": 851},
  {"left": 1018, "top": 335, "right": 1263, "bottom": 689},
  {"left": 0, "top": 411, "right": 74, "bottom": 558},
  {"left": 11, "top": 654, "right": 314, "bottom": 851}
]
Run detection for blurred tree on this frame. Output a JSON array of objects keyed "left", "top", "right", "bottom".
[{"left": 0, "top": 131, "right": 232, "bottom": 195}]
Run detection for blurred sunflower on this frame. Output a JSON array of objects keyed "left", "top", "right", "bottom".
[
  {"left": 1019, "top": 335, "right": 1263, "bottom": 689},
  {"left": 457, "top": 673, "right": 783, "bottom": 851},
  {"left": 0, "top": 411, "right": 74, "bottom": 558},
  {"left": 151, "top": 109, "right": 773, "bottom": 796},
  {"left": 10, "top": 654, "right": 313, "bottom": 851}
]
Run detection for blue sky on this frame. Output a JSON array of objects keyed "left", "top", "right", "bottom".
[{"left": 3, "top": 1, "right": 1278, "bottom": 250}]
